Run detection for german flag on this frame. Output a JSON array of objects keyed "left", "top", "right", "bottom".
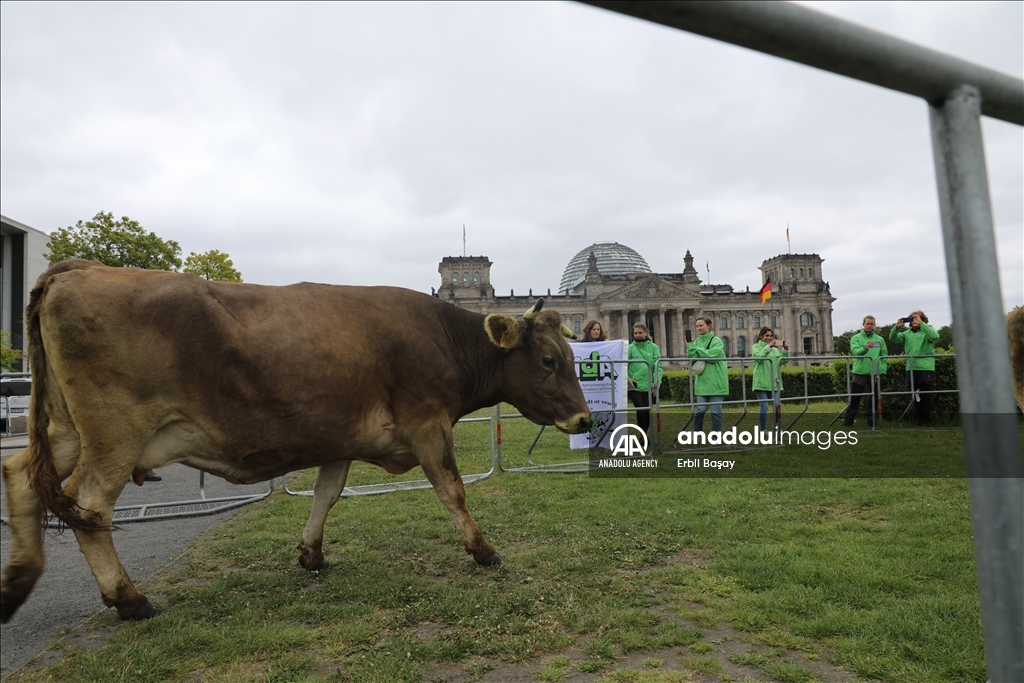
[{"left": 759, "top": 278, "right": 772, "bottom": 305}]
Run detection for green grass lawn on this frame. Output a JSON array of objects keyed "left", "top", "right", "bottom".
[{"left": 9, "top": 405, "right": 1014, "bottom": 683}]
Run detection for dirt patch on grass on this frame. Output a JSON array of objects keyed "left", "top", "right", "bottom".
[{"left": 421, "top": 613, "right": 868, "bottom": 683}]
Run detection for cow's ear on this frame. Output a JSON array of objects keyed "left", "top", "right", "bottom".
[{"left": 484, "top": 315, "right": 522, "bottom": 350}]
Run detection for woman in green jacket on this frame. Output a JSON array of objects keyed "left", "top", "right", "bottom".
[
  {"left": 686, "top": 316, "right": 728, "bottom": 432},
  {"left": 627, "top": 323, "right": 662, "bottom": 433},
  {"left": 889, "top": 310, "right": 940, "bottom": 426},
  {"left": 751, "top": 327, "right": 789, "bottom": 431}
]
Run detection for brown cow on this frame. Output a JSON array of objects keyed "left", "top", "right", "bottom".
[
  {"left": 1010, "top": 306, "right": 1024, "bottom": 413},
  {"left": 1, "top": 259, "right": 590, "bottom": 623}
]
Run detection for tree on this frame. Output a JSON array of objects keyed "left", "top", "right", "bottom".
[
  {"left": 46, "top": 211, "right": 182, "bottom": 271},
  {"left": 935, "top": 324, "right": 954, "bottom": 350},
  {"left": 833, "top": 330, "right": 855, "bottom": 355},
  {"left": 183, "top": 250, "right": 243, "bottom": 282},
  {"left": 1, "top": 330, "right": 22, "bottom": 371}
]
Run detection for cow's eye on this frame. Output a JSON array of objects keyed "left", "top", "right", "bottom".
[{"left": 542, "top": 357, "right": 555, "bottom": 369}]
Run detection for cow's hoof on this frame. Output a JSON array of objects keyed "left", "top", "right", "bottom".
[
  {"left": 118, "top": 600, "right": 160, "bottom": 621},
  {"left": 305, "top": 559, "right": 330, "bottom": 573},
  {"left": 476, "top": 553, "right": 504, "bottom": 566},
  {"left": 1, "top": 595, "right": 25, "bottom": 623}
]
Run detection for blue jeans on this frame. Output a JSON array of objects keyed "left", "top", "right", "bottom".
[
  {"left": 694, "top": 395, "right": 723, "bottom": 432},
  {"left": 755, "top": 390, "right": 780, "bottom": 431}
]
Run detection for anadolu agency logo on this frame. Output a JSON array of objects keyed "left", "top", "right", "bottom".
[
  {"left": 596, "top": 424, "right": 659, "bottom": 469},
  {"left": 611, "top": 424, "right": 648, "bottom": 457}
]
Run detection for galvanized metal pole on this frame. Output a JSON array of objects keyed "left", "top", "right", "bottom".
[{"left": 929, "top": 84, "right": 1024, "bottom": 683}]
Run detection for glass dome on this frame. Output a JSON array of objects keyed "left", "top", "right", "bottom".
[{"left": 559, "top": 241, "right": 652, "bottom": 293}]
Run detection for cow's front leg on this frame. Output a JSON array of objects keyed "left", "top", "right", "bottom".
[
  {"left": 297, "top": 460, "right": 352, "bottom": 571},
  {"left": 418, "top": 425, "right": 502, "bottom": 566}
]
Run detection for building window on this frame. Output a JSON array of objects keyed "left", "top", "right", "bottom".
[
  {"left": 574, "top": 320, "right": 581, "bottom": 334},
  {"left": 753, "top": 315, "right": 761, "bottom": 329},
  {"left": 800, "top": 268, "right": 804, "bottom": 277},
  {"left": 771, "top": 315, "right": 778, "bottom": 328},
  {"left": 720, "top": 317, "right": 728, "bottom": 329},
  {"left": 790, "top": 268, "right": 795, "bottom": 278},
  {"left": 722, "top": 336, "right": 730, "bottom": 357},
  {"left": 452, "top": 273, "right": 459, "bottom": 283},
  {"left": 473, "top": 271, "right": 480, "bottom": 282},
  {"left": 463, "top": 272, "right": 470, "bottom": 282},
  {"left": 737, "top": 316, "right": 745, "bottom": 329},
  {"left": 801, "top": 313, "right": 813, "bottom": 326},
  {"left": 809, "top": 267, "right": 814, "bottom": 278},
  {"left": 804, "top": 338, "right": 813, "bottom": 355},
  {"left": 736, "top": 336, "right": 746, "bottom": 357}
]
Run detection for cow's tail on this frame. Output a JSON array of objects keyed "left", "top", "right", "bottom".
[{"left": 24, "top": 265, "right": 106, "bottom": 533}]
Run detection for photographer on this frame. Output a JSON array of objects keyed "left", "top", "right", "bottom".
[
  {"left": 843, "top": 315, "right": 887, "bottom": 427},
  {"left": 751, "top": 327, "right": 789, "bottom": 431},
  {"left": 890, "top": 310, "right": 939, "bottom": 426}
]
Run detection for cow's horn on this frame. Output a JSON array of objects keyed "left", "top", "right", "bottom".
[
  {"left": 523, "top": 298, "right": 545, "bottom": 321},
  {"left": 561, "top": 324, "right": 577, "bottom": 340}
]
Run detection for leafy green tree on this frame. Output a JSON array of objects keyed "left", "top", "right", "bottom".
[
  {"left": 183, "top": 250, "right": 243, "bottom": 282},
  {"left": 1, "top": 330, "right": 22, "bottom": 371},
  {"left": 833, "top": 330, "right": 855, "bottom": 355},
  {"left": 46, "top": 211, "right": 182, "bottom": 270},
  {"left": 935, "top": 324, "right": 954, "bottom": 350}
]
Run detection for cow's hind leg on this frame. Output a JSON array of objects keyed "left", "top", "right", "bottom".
[
  {"left": 1, "top": 449, "right": 46, "bottom": 623},
  {"left": 1, "top": 432, "right": 80, "bottom": 623},
  {"left": 297, "top": 460, "right": 352, "bottom": 571},
  {"left": 417, "top": 424, "right": 502, "bottom": 566},
  {"left": 64, "top": 449, "right": 158, "bottom": 620}
]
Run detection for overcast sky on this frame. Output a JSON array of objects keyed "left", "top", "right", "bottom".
[{"left": 2, "top": 1, "right": 1021, "bottom": 334}]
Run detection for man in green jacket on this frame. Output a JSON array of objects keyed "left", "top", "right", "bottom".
[
  {"left": 687, "top": 316, "right": 728, "bottom": 432},
  {"left": 627, "top": 323, "right": 662, "bottom": 433},
  {"left": 890, "top": 310, "right": 940, "bottom": 426},
  {"left": 843, "top": 315, "right": 887, "bottom": 427}
]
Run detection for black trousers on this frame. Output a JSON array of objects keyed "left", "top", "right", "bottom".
[
  {"left": 628, "top": 390, "right": 651, "bottom": 432},
  {"left": 908, "top": 371, "right": 936, "bottom": 425},
  {"left": 844, "top": 374, "right": 880, "bottom": 425}
]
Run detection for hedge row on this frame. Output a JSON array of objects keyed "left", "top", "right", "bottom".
[{"left": 660, "top": 354, "right": 960, "bottom": 419}]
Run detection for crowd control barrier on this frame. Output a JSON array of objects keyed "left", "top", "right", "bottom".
[{"left": 0, "top": 470, "right": 276, "bottom": 530}]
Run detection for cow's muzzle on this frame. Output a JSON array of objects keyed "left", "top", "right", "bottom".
[{"left": 555, "top": 413, "right": 592, "bottom": 435}]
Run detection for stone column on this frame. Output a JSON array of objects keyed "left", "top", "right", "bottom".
[{"left": 657, "top": 308, "right": 667, "bottom": 355}]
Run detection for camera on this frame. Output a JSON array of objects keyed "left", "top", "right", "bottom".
[{"left": 902, "top": 317, "right": 914, "bottom": 323}]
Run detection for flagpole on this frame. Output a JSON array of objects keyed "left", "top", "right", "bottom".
[
  {"left": 786, "top": 223, "right": 791, "bottom": 254},
  {"left": 463, "top": 223, "right": 466, "bottom": 257}
]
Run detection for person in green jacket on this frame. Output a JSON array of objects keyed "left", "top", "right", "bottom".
[
  {"left": 890, "top": 310, "right": 939, "bottom": 426},
  {"left": 627, "top": 323, "right": 662, "bottom": 433},
  {"left": 751, "top": 327, "right": 789, "bottom": 431},
  {"left": 843, "top": 315, "right": 888, "bottom": 427},
  {"left": 687, "top": 316, "right": 728, "bottom": 432}
]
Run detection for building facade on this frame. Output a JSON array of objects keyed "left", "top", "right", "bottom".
[
  {"left": 1, "top": 215, "right": 50, "bottom": 371},
  {"left": 437, "top": 242, "right": 835, "bottom": 365}
]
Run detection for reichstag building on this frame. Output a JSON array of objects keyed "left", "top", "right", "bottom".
[{"left": 436, "top": 242, "right": 835, "bottom": 365}]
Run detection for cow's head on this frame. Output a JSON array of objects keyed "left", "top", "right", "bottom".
[{"left": 484, "top": 299, "right": 591, "bottom": 434}]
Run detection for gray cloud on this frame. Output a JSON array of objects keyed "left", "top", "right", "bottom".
[{"left": 2, "top": 1, "right": 1020, "bottom": 333}]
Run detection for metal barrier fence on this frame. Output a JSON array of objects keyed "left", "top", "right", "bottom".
[
  {"left": 0, "top": 470, "right": 275, "bottom": 529},
  {"left": 0, "top": 352, "right": 966, "bottom": 528}
]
